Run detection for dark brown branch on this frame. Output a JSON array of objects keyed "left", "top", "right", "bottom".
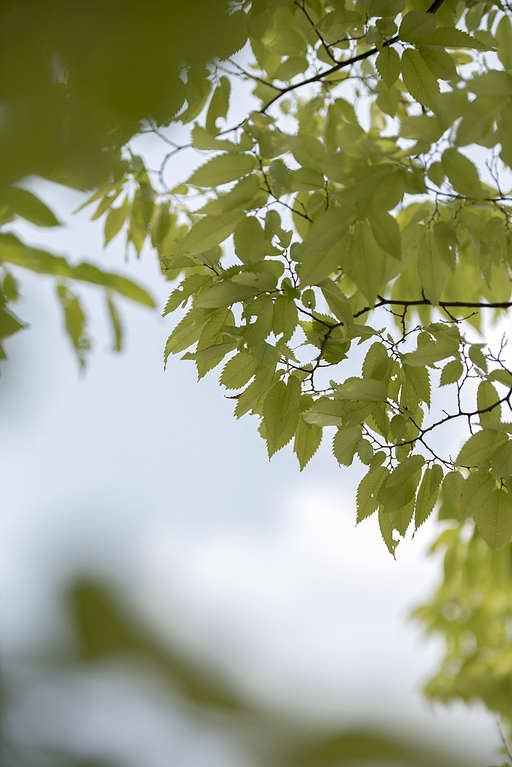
[{"left": 353, "top": 296, "right": 512, "bottom": 320}]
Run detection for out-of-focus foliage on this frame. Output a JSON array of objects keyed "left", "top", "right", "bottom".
[
  {"left": 0, "top": 580, "right": 487, "bottom": 767},
  {"left": 0, "top": 0, "right": 246, "bottom": 363},
  {"left": 414, "top": 499, "right": 512, "bottom": 743}
]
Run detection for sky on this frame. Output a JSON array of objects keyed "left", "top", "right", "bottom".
[{"left": 0, "top": 60, "right": 508, "bottom": 766}]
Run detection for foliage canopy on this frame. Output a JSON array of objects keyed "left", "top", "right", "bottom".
[{"left": 4, "top": 0, "right": 512, "bottom": 747}]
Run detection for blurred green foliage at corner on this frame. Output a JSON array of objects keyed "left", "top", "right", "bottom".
[{"left": 0, "top": 0, "right": 244, "bottom": 191}]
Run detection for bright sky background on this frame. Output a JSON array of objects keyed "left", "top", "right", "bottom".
[{"left": 0, "top": 54, "right": 508, "bottom": 764}]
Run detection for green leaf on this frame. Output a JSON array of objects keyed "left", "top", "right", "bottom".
[
  {"left": 477, "top": 380, "right": 501, "bottom": 426},
  {"left": 362, "top": 342, "right": 390, "bottom": 381},
  {"left": 459, "top": 471, "right": 495, "bottom": 520},
  {"left": 419, "top": 46, "right": 457, "bottom": 80},
  {"left": 415, "top": 465, "right": 443, "bottom": 529},
  {"left": 298, "top": 207, "right": 356, "bottom": 287},
  {"left": 378, "top": 456, "right": 424, "bottom": 514},
  {"left": 206, "top": 76, "right": 231, "bottom": 135},
  {"left": 376, "top": 47, "right": 401, "bottom": 87},
  {"left": 106, "top": 294, "right": 122, "bottom": 352},
  {"left": 5, "top": 186, "right": 60, "bottom": 227},
  {"left": 188, "top": 154, "right": 256, "bottom": 187},
  {"left": 333, "top": 426, "right": 362, "bottom": 466},
  {"left": 357, "top": 466, "right": 389, "bottom": 523},
  {"left": 496, "top": 15, "right": 512, "bottom": 70},
  {"left": 457, "top": 429, "right": 507, "bottom": 468},
  {"left": 345, "top": 222, "right": 387, "bottom": 306},
  {"left": 477, "top": 489, "right": 512, "bottom": 551},
  {"left": 261, "top": 25, "right": 307, "bottom": 56},
  {"left": 197, "top": 175, "right": 262, "bottom": 216},
  {"left": 56, "top": 284, "right": 89, "bottom": 367},
  {"left": 179, "top": 211, "right": 244, "bottom": 256},
  {"left": 194, "top": 280, "right": 263, "bottom": 309},
  {"left": 399, "top": 12, "right": 437, "bottom": 43},
  {"left": 404, "top": 337, "right": 458, "bottom": 367},
  {"left": 440, "top": 359, "right": 463, "bottom": 386},
  {"left": 335, "top": 377, "right": 388, "bottom": 402},
  {"left": 442, "top": 148, "right": 483, "bottom": 198},
  {"left": 468, "top": 344, "right": 487, "bottom": 372},
  {"left": 401, "top": 49, "right": 439, "bottom": 107},
  {"left": 104, "top": 195, "right": 129, "bottom": 246},
  {"left": 234, "top": 216, "right": 266, "bottom": 263},
  {"left": 379, "top": 508, "right": 399, "bottom": 556},
  {"left": 294, "top": 417, "right": 323, "bottom": 470},
  {"left": 403, "top": 365, "right": 431, "bottom": 406},
  {"left": 368, "top": 212, "right": 401, "bottom": 259},
  {"left": 384, "top": 455, "right": 425, "bottom": 489},
  {"left": 0, "top": 234, "right": 155, "bottom": 307},
  {"left": 422, "top": 27, "right": 488, "bottom": 50},
  {"left": 263, "top": 376, "right": 301, "bottom": 456},
  {"left": 417, "top": 228, "right": 450, "bottom": 304},
  {"left": 220, "top": 353, "right": 257, "bottom": 389},
  {"left": 442, "top": 470, "right": 464, "bottom": 502}
]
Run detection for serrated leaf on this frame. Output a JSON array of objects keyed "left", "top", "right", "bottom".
[
  {"left": 468, "top": 343, "right": 487, "bottom": 372},
  {"left": 459, "top": 471, "right": 495, "bottom": 520},
  {"left": 423, "top": 26, "right": 488, "bottom": 50},
  {"left": 333, "top": 426, "right": 361, "bottom": 466},
  {"left": 399, "top": 11, "right": 437, "bottom": 43},
  {"left": 220, "top": 353, "right": 257, "bottom": 389},
  {"left": 197, "top": 175, "right": 262, "bottom": 216},
  {"left": 391, "top": 498, "right": 415, "bottom": 537},
  {"left": 440, "top": 359, "right": 463, "bottom": 386},
  {"left": 384, "top": 454, "right": 425, "bottom": 488},
  {"left": 457, "top": 429, "right": 507, "bottom": 467},
  {"left": 357, "top": 466, "right": 389, "bottom": 523},
  {"left": 179, "top": 211, "right": 244, "bottom": 256},
  {"left": 401, "top": 49, "right": 439, "bottom": 107},
  {"left": 496, "top": 15, "right": 512, "bottom": 70},
  {"left": 298, "top": 207, "right": 356, "bottom": 287},
  {"left": 477, "top": 490, "right": 512, "bottom": 550},
  {"left": 404, "top": 336, "right": 458, "bottom": 367},
  {"left": 477, "top": 380, "right": 500, "bottom": 426},
  {"left": 415, "top": 466, "right": 442, "bottom": 529},
  {"left": 188, "top": 154, "right": 256, "bottom": 187},
  {"left": 335, "top": 378, "right": 388, "bottom": 402},
  {"left": 362, "top": 342, "right": 390, "bottom": 381},
  {"left": 294, "top": 417, "right": 322, "bottom": 471},
  {"left": 345, "top": 222, "right": 387, "bottom": 305},
  {"left": 206, "top": 76, "right": 231, "bottom": 135},
  {"left": 417, "top": 228, "right": 450, "bottom": 304},
  {"left": 234, "top": 216, "right": 266, "bottom": 263},
  {"left": 419, "top": 46, "right": 457, "bottom": 80},
  {"left": 442, "top": 148, "right": 483, "bottom": 198},
  {"left": 368, "top": 212, "right": 401, "bottom": 259},
  {"left": 379, "top": 508, "right": 399, "bottom": 556},
  {"left": 376, "top": 47, "right": 401, "bottom": 87},
  {"left": 264, "top": 376, "right": 301, "bottom": 456},
  {"left": 443, "top": 470, "right": 464, "bottom": 502},
  {"left": 403, "top": 365, "right": 431, "bottom": 407},
  {"left": 194, "top": 280, "right": 261, "bottom": 309}
]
